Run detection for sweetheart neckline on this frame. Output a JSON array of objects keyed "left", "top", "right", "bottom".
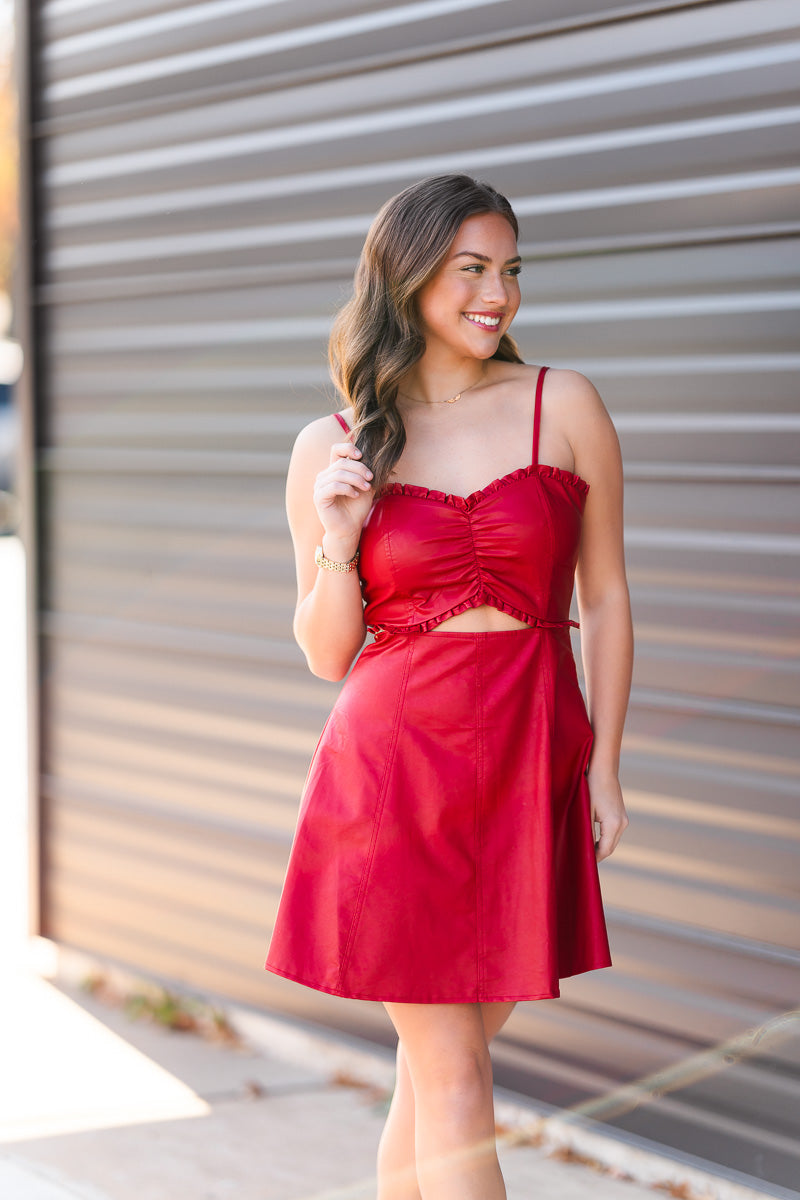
[{"left": 377, "top": 461, "right": 589, "bottom": 510}]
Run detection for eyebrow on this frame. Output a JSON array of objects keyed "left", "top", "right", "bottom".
[{"left": 450, "top": 251, "right": 522, "bottom": 265}]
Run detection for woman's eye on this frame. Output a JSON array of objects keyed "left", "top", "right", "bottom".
[{"left": 460, "top": 264, "right": 522, "bottom": 276}]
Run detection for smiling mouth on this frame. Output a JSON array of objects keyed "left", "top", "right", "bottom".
[{"left": 463, "top": 312, "right": 501, "bottom": 328}]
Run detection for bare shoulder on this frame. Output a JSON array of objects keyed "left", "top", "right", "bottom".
[
  {"left": 546, "top": 367, "right": 610, "bottom": 425},
  {"left": 494, "top": 360, "right": 597, "bottom": 406},
  {"left": 293, "top": 411, "right": 352, "bottom": 453},
  {"left": 286, "top": 412, "right": 353, "bottom": 513},
  {"left": 545, "top": 368, "right": 621, "bottom": 484},
  {"left": 289, "top": 411, "right": 352, "bottom": 476},
  {"left": 489, "top": 360, "right": 540, "bottom": 389}
]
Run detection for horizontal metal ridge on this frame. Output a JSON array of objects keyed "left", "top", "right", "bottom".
[
  {"left": 48, "top": 107, "right": 800, "bottom": 219},
  {"left": 624, "top": 527, "right": 800, "bottom": 555},
  {"left": 606, "top": 907, "right": 800, "bottom": 967},
  {"left": 623, "top": 464, "right": 800, "bottom": 483},
  {"left": 629, "top": 686, "right": 800, "bottom": 726},
  {"left": 40, "top": 611, "right": 303, "bottom": 663},
  {"left": 40, "top": 772, "right": 294, "bottom": 846},
  {"left": 38, "top": 447, "right": 289, "bottom": 473}
]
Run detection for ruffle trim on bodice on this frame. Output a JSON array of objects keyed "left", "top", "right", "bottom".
[
  {"left": 366, "top": 589, "right": 580, "bottom": 636},
  {"left": 378, "top": 462, "right": 589, "bottom": 511}
]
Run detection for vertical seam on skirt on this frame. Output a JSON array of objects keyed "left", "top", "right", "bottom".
[
  {"left": 541, "top": 638, "right": 557, "bottom": 751},
  {"left": 475, "top": 634, "right": 485, "bottom": 1000},
  {"left": 335, "top": 634, "right": 416, "bottom": 993},
  {"left": 540, "top": 639, "right": 559, "bottom": 989}
]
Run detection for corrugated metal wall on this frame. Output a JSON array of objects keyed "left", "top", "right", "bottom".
[{"left": 22, "top": 0, "right": 800, "bottom": 1193}]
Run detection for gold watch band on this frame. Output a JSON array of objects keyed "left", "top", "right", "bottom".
[{"left": 315, "top": 544, "right": 360, "bottom": 573}]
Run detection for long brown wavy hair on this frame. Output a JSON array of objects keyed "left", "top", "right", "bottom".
[{"left": 328, "top": 174, "right": 524, "bottom": 494}]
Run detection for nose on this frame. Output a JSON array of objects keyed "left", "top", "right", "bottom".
[{"left": 480, "top": 271, "right": 510, "bottom": 306}]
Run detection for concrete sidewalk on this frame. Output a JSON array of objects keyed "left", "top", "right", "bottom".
[{"left": 0, "top": 953, "right": 684, "bottom": 1200}]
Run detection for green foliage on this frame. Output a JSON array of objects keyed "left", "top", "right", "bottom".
[{"left": 81, "top": 970, "right": 242, "bottom": 1044}]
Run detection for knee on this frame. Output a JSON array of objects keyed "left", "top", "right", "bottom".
[{"left": 411, "top": 1045, "right": 493, "bottom": 1117}]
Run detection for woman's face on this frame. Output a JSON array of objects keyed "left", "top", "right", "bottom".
[{"left": 414, "top": 212, "right": 522, "bottom": 360}]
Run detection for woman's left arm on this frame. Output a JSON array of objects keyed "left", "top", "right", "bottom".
[{"left": 561, "top": 370, "right": 634, "bottom": 862}]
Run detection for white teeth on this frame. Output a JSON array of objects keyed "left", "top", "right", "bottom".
[{"left": 464, "top": 313, "right": 500, "bottom": 327}]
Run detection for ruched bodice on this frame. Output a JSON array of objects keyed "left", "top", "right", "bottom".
[
  {"left": 359, "top": 462, "right": 587, "bottom": 633},
  {"left": 336, "top": 365, "right": 589, "bottom": 635}
]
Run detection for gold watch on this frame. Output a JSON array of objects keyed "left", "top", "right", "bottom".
[{"left": 315, "top": 544, "right": 360, "bottom": 573}]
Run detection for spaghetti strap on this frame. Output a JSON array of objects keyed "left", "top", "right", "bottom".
[
  {"left": 333, "top": 412, "right": 352, "bottom": 436},
  {"left": 531, "top": 365, "right": 548, "bottom": 466}
]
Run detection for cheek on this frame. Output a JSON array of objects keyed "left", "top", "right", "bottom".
[
  {"left": 449, "top": 278, "right": 484, "bottom": 312},
  {"left": 419, "top": 279, "right": 474, "bottom": 323}
]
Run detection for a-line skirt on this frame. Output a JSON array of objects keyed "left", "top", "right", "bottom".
[{"left": 265, "top": 624, "right": 612, "bottom": 1003}]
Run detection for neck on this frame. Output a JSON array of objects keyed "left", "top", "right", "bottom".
[{"left": 399, "top": 357, "right": 489, "bottom": 408}]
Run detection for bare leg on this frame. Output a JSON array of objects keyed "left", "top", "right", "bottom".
[
  {"left": 376, "top": 1001, "right": 516, "bottom": 1200},
  {"left": 376, "top": 1039, "right": 420, "bottom": 1200}
]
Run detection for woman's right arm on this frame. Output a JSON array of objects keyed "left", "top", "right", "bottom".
[{"left": 286, "top": 415, "right": 376, "bottom": 681}]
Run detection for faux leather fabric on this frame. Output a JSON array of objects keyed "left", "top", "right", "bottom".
[
  {"left": 360, "top": 462, "right": 587, "bottom": 634},
  {"left": 265, "top": 624, "right": 610, "bottom": 1002},
  {"left": 357, "top": 364, "right": 587, "bottom": 634},
  {"left": 264, "top": 365, "right": 612, "bottom": 1003}
]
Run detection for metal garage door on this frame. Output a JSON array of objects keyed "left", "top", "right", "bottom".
[{"left": 15, "top": 1, "right": 800, "bottom": 1193}]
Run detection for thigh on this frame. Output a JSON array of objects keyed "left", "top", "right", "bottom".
[
  {"left": 384, "top": 1001, "right": 516, "bottom": 1082},
  {"left": 384, "top": 1002, "right": 489, "bottom": 1079},
  {"left": 480, "top": 1001, "right": 517, "bottom": 1043}
]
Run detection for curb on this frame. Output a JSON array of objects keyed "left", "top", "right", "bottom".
[
  {"left": 36, "top": 939, "right": 780, "bottom": 1200},
  {"left": 224, "top": 1001, "right": 779, "bottom": 1200}
]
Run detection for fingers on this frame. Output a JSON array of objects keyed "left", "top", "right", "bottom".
[
  {"left": 316, "top": 474, "right": 372, "bottom": 501},
  {"left": 588, "top": 773, "right": 629, "bottom": 863},
  {"left": 329, "top": 443, "right": 373, "bottom": 484},
  {"left": 329, "top": 440, "right": 364, "bottom": 466},
  {"left": 316, "top": 443, "right": 373, "bottom": 501},
  {"left": 594, "top": 812, "right": 629, "bottom": 862}
]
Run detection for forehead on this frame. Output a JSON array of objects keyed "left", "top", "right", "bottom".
[{"left": 448, "top": 211, "right": 517, "bottom": 253}]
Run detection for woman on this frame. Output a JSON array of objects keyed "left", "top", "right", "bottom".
[{"left": 265, "top": 174, "right": 633, "bottom": 1200}]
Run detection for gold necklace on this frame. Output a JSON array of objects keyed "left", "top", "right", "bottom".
[{"left": 400, "top": 369, "right": 487, "bottom": 406}]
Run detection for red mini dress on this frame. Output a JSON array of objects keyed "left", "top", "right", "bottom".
[{"left": 265, "top": 365, "right": 612, "bottom": 1003}]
